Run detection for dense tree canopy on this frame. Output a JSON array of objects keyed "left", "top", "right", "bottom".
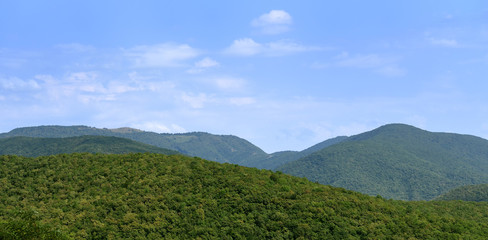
[{"left": 1, "top": 153, "right": 488, "bottom": 239}]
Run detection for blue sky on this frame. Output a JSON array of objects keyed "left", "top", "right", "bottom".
[{"left": 1, "top": 1, "right": 488, "bottom": 152}]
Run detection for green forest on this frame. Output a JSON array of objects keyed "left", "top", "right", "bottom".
[{"left": 2, "top": 153, "right": 488, "bottom": 239}]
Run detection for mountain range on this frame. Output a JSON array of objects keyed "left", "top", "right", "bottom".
[{"left": 2, "top": 123, "right": 488, "bottom": 201}]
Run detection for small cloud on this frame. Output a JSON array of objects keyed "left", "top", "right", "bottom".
[
  {"left": 213, "top": 77, "right": 246, "bottom": 91},
  {"left": 187, "top": 57, "right": 220, "bottom": 74},
  {"left": 181, "top": 92, "right": 212, "bottom": 108},
  {"left": 224, "top": 38, "right": 321, "bottom": 57},
  {"left": 224, "top": 38, "right": 263, "bottom": 56},
  {"left": 125, "top": 43, "right": 199, "bottom": 68},
  {"left": 252, "top": 10, "right": 292, "bottom": 35},
  {"left": 195, "top": 57, "right": 219, "bottom": 68},
  {"left": 133, "top": 122, "right": 186, "bottom": 133},
  {"left": 428, "top": 38, "right": 459, "bottom": 47}
]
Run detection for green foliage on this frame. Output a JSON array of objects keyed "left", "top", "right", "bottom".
[
  {"left": 1, "top": 153, "right": 488, "bottom": 239},
  {"left": 0, "top": 210, "right": 68, "bottom": 240},
  {"left": 278, "top": 124, "right": 488, "bottom": 200},
  {"left": 0, "top": 135, "right": 178, "bottom": 157},
  {"left": 435, "top": 184, "right": 488, "bottom": 201}
]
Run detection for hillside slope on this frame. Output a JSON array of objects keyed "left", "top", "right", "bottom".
[
  {"left": 0, "top": 125, "right": 268, "bottom": 165},
  {"left": 0, "top": 136, "right": 178, "bottom": 157},
  {"left": 258, "top": 136, "right": 348, "bottom": 170},
  {"left": 278, "top": 124, "right": 488, "bottom": 200},
  {"left": 1, "top": 153, "right": 488, "bottom": 239},
  {"left": 434, "top": 184, "right": 488, "bottom": 202}
]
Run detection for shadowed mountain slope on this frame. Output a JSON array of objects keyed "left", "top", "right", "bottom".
[
  {"left": 0, "top": 135, "right": 178, "bottom": 157},
  {"left": 434, "top": 184, "right": 488, "bottom": 202}
]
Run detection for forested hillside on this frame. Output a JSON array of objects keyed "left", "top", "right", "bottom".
[
  {"left": 278, "top": 124, "right": 488, "bottom": 200},
  {"left": 1, "top": 125, "right": 345, "bottom": 169},
  {"left": 1, "top": 153, "right": 488, "bottom": 239},
  {"left": 0, "top": 136, "right": 178, "bottom": 157},
  {"left": 257, "top": 136, "right": 347, "bottom": 170},
  {"left": 0, "top": 126, "right": 268, "bottom": 165},
  {"left": 434, "top": 184, "right": 488, "bottom": 202}
]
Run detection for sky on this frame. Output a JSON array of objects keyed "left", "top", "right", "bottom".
[{"left": 1, "top": 1, "right": 488, "bottom": 153}]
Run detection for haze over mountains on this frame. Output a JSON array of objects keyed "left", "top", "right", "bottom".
[{"left": 2, "top": 123, "right": 488, "bottom": 201}]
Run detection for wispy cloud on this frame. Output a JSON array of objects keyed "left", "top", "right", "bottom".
[
  {"left": 180, "top": 92, "right": 212, "bottom": 108},
  {"left": 228, "top": 97, "right": 256, "bottom": 106},
  {"left": 252, "top": 10, "right": 292, "bottom": 35},
  {"left": 224, "top": 38, "right": 321, "bottom": 56},
  {"left": 428, "top": 38, "right": 459, "bottom": 47},
  {"left": 314, "top": 52, "right": 406, "bottom": 77},
  {"left": 55, "top": 43, "right": 95, "bottom": 53},
  {"left": 187, "top": 57, "right": 220, "bottom": 74},
  {"left": 0, "top": 76, "right": 40, "bottom": 90},
  {"left": 212, "top": 77, "right": 246, "bottom": 91},
  {"left": 124, "top": 43, "right": 200, "bottom": 68}
]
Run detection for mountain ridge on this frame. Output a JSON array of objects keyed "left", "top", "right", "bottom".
[{"left": 278, "top": 123, "right": 488, "bottom": 200}]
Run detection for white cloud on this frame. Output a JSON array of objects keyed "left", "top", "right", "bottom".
[
  {"left": 133, "top": 122, "right": 186, "bottom": 133},
  {"left": 224, "top": 38, "right": 263, "bottom": 56},
  {"left": 125, "top": 43, "right": 200, "bottom": 68},
  {"left": 252, "top": 10, "right": 292, "bottom": 35},
  {"left": 0, "top": 76, "right": 40, "bottom": 90},
  {"left": 428, "top": 38, "right": 459, "bottom": 47},
  {"left": 181, "top": 92, "right": 212, "bottom": 108},
  {"left": 334, "top": 53, "right": 406, "bottom": 77},
  {"left": 195, "top": 57, "right": 219, "bottom": 68},
  {"left": 225, "top": 38, "right": 321, "bottom": 56},
  {"left": 187, "top": 57, "right": 220, "bottom": 74},
  {"left": 213, "top": 77, "right": 246, "bottom": 91}
]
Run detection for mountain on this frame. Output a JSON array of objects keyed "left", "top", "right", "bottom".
[
  {"left": 0, "top": 125, "right": 268, "bottom": 165},
  {"left": 277, "top": 124, "right": 488, "bottom": 200},
  {"left": 256, "top": 136, "right": 348, "bottom": 170},
  {"left": 0, "top": 135, "right": 178, "bottom": 157},
  {"left": 2, "top": 153, "right": 488, "bottom": 239},
  {"left": 434, "top": 184, "right": 488, "bottom": 202}
]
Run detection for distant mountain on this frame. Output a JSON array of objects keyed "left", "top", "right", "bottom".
[
  {"left": 257, "top": 136, "right": 348, "bottom": 170},
  {"left": 0, "top": 125, "right": 268, "bottom": 165},
  {"left": 434, "top": 184, "right": 488, "bottom": 202},
  {"left": 0, "top": 135, "right": 178, "bottom": 157},
  {"left": 277, "top": 124, "right": 488, "bottom": 200},
  {"left": 2, "top": 153, "right": 488, "bottom": 239}
]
